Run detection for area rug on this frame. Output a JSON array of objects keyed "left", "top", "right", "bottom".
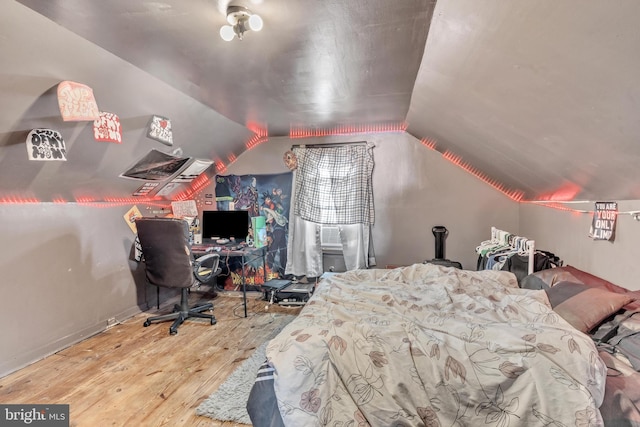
[{"left": 195, "top": 314, "right": 295, "bottom": 424}]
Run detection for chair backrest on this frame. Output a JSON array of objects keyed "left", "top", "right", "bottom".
[{"left": 135, "top": 217, "right": 195, "bottom": 289}]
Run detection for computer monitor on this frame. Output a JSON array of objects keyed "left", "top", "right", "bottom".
[{"left": 201, "top": 210, "right": 250, "bottom": 241}]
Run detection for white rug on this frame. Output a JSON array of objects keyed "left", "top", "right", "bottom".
[{"left": 196, "top": 315, "right": 294, "bottom": 424}]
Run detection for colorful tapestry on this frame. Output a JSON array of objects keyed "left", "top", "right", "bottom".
[{"left": 215, "top": 173, "right": 293, "bottom": 289}]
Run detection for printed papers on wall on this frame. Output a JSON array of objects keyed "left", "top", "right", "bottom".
[
  {"left": 120, "top": 149, "right": 189, "bottom": 181},
  {"left": 57, "top": 81, "right": 100, "bottom": 121},
  {"left": 589, "top": 201, "right": 617, "bottom": 241},
  {"left": 171, "top": 200, "right": 198, "bottom": 218},
  {"left": 26, "top": 129, "right": 67, "bottom": 161},
  {"left": 146, "top": 115, "right": 173, "bottom": 146},
  {"left": 94, "top": 112, "right": 122, "bottom": 143},
  {"left": 124, "top": 205, "right": 143, "bottom": 234}
]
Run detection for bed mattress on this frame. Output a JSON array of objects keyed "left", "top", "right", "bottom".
[{"left": 248, "top": 264, "right": 607, "bottom": 426}]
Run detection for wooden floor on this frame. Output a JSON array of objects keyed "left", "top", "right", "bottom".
[{"left": 0, "top": 289, "right": 301, "bottom": 427}]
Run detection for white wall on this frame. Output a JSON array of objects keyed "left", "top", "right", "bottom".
[
  {"left": 222, "top": 132, "right": 519, "bottom": 271},
  {"left": 0, "top": 2, "right": 248, "bottom": 378},
  {"left": 0, "top": 203, "right": 147, "bottom": 377},
  {"left": 519, "top": 201, "right": 640, "bottom": 291}
]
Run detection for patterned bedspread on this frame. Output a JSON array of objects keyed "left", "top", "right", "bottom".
[{"left": 265, "top": 264, "right": 607, "bottom": 426}]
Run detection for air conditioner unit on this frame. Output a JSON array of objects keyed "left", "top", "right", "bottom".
[{"left": 320, "top": 225, "right": 342, "bottom": 251}]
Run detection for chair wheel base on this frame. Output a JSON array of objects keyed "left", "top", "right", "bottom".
[{"left": 142, "top": 288, "right": 216, "bottom": 335}]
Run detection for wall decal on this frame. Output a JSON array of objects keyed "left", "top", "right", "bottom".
[
  {"left": 57, "top": 81, "right": 100, "bottom": 121},
  {"left": 93, "top": 112, "right": 122, "bottom": 143},
  {"left": 146, "top": 115, "right": 173, "bottom": 146},
  {"left": 589, "top": 201, "right": 617, "bottom": 241},
  {"left": 171, "top": 200, "right": 198, "bottom": 218},
  {"left": 155, "top": 182, "right": 181, "bottom": 198},
  {"left": 26, "top": 129, "right": 67, "bottom": 161},
  {"left": 171, "top": 159, "right": 213, "bottom": 183},
  {"left": 120, "top": 149, "right": 190, "bottom": 181},
  {"left": 123, "top": 205, "right": 142, "bottom": 234},
  {"left": 283, "top": 150, "right": 298, "bottom": 170},
  {"left": 132, "top": 182, "right": 160, "bottom": 196}
]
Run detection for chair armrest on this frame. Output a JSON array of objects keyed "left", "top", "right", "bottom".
[
  {"left": 193, "top": 253, "right": 221, "bottom": 284},
  {"left": 195, "top": 252, "right": 220, "bottom": 265}
]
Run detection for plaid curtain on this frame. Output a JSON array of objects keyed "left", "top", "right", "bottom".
[{"left": 293, "top": 143, "right": 374, "bottom": 225}]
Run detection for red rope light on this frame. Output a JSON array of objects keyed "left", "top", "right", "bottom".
[
  {"left": 289, "top": 122, "right": 407, "bottom": 138},
  {"left": 245, "top": 134, "right": 268, "bottom": 150},
  {"left": 442, "top": 150, "right": 525, "bottom": 202},
  {"left": 215, "top": 160, "right": 227, "bottom": 174},
  {"left": 420, "top": 137, "right": 437, "bottom": 150}
]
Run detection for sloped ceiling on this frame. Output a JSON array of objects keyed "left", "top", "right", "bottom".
[{"left": 12, "top": 0, "right": 640, "bottom": 201}]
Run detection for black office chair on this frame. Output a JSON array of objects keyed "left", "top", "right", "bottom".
[{"left": 136, "top": 217, "right": 221, "bottom": 335}]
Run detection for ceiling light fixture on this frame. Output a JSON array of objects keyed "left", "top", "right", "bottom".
[{"left": 220, "top": 5, "right": 263, "bottom": 41}]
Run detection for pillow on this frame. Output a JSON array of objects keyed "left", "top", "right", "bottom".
[
  {"left": 545, "top": 281, "right": 635, "bottom": 333},
  {"left": 521, "top": 268, "right": 581, "bottom": 290}
]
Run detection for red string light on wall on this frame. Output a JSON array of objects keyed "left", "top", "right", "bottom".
[
  {"left": 245, "top": 134, "right": 268, "bottom": 150},
  {"left": 173, "top": 174, "right": 212, "bottom": 201},
  {"left": 215, "top": 160, "right": 227, "bottom": 175},
  {"left": 442, "top": 150, "right": 525, "bottom": 202},
  {"left": 75, "top": 195, "right": 167, "bottom": 208},
  {"left": 0, "top": 195, "right": 40, "bottom": 204},
  {"left": 246, "top": 122, "right": 267, "bottom": 137},
  {"left": 420, "top": 137, "right": 437, "bottom": 150},
  {"left": 526, "top": 201, "right": 586, "bottom": 213},
  {"left": 289, "top": 122, "right": 407, "bottom": 138}
]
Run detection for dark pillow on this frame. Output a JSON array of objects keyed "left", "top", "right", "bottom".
[
  {"left": 545, "top": 281, "right": 635, "bottom": 333},
  {"left": 520, "top": 267, "right": 581, "bottom": 290}
]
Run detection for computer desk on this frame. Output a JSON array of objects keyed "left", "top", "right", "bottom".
[{"left": 191, "top": 241, "right": 267, "bottom": 318}]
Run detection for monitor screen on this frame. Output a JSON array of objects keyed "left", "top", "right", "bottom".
[{"left": 202, "top": 210, "right": 250, "bottom": 241}]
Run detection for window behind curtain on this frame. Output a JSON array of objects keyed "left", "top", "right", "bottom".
[
  {"left": 292, "top": 143, "right": 374, "bottom": 225},
  {"left": 285, "top": 143, "right": 376, "bottom": 277}
]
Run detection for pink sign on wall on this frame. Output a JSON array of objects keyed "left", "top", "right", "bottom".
[
  {"left": 26, "top": 129, "right": 67, "bottom": 161},
  {"left": 94, "top": 112, "right": 122, "bottom": 143},
  {"left": 57, "top": 80, "right": 100, "bottom": 121}
]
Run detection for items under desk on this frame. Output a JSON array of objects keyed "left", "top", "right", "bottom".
[{"left": 191, "top": 241, "right": 267, "bottom": 318}]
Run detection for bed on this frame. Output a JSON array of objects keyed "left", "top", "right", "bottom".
[
  {"left": 521, "top": 265, "right": 640, "bottom": 427},
  {"left": 247, "top": 263, "right": 639, "bottom": 427}
]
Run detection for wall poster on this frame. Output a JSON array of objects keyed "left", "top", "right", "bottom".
[
  {"left": 26, "top": 129, "right": 67, "bottom": 161},
  {"left": 171, "top": 200, "right": 198, "bottom": 218},
  {"left": 120, "top": 149, "right": 190, "bottom": 181},
  {"left": 57, "top": 80, "right": 100, "bottom": 121},
  {"left": 94, "top": 112, "right": 122, "bottom": 143},
  {"left": 146, "top": 115, "right": 173, "bottom": 146},
  {"left": 214, "top": 172, "right": 293, "bottom": 290},
  {"left": 124, "top": 205, "right": 143, "bottom": 234},
  {"left": 589, "top": 201, "right": 617, "bottom": 241}
]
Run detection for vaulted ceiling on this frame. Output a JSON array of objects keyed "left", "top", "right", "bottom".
[{"left": 13, "top": 0, "right": 640, "bottom": 201}]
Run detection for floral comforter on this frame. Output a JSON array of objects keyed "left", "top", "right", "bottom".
[{"left": 265, "top": 264, "right": 607, "bottom": 426}]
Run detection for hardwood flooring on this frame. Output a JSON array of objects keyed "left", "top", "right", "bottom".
[{"left": 0, "top": 289, "right": 301, "bottom": 427}]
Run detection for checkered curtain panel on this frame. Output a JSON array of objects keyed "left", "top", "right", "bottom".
[{"left": 293, "top": 143, "right": 374, "bottom": 225}]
